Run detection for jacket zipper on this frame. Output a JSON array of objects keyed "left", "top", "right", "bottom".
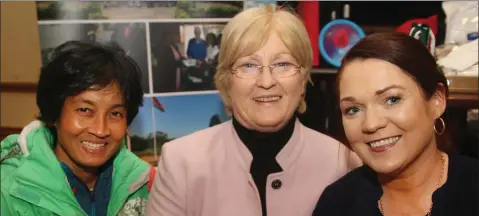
[{"left": 90, "top": 190, "right": 96, "bottom": 216}]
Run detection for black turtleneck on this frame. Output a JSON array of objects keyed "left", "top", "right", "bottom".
[{"left": 232, "top": 116, "right": 296, "bottom": 216}]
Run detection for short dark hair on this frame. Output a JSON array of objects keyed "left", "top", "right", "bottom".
[
  {"left": 206, "top": 33, "right": 217, "bottom": 45},
  {"left": 337, "top": 32, "right": 449, "bottom": 99},
  {"left": 37, "top": 40, "right": 144, "bottom": 125}
]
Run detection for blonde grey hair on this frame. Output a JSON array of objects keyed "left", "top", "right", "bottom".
[{"left": 214, "top": 6, "right": 313, "bottom": 114}]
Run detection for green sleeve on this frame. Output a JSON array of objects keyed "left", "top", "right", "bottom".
[{"left": 1, "top": 188, "right": 16, "bottom": 216}]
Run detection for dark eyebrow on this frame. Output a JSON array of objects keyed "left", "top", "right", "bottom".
[
  {"left": 375, "top": 85, "right": 405, "bottom": 95},
  {"left": 74, "top": 98, "right": 124, "bottom": 110},
  {"left": 340, "top": 85, "right": 405, "bottom": 103},
  {"left": 339, "top": 96, "right": 356, "bottom": 103},
  {"left": 110, "top": 104, "right": 126, "bottom": 110},
  {"left": 74, "top": 98, "right": 95, "bottom": 106}
]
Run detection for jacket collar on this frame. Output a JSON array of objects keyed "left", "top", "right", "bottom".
[
  {"left": 9, "top": 121, "right": 150, "bottom": 215},
  {"left": 9, "top": 122, "right": 85, "bottom": 215},
  {"left": 228, "top": 119, "right": 304, "bottom": 172},
  {"left": 107, "top": 148, "right": 150, "bottom": 215}
]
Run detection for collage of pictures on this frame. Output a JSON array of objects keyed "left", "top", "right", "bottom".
[{"left": 37, "top": 1, "right": 275, "bottom": 164}]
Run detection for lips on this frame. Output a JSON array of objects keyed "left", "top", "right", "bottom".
[
  {"left": 253, "top": 95, "right": 282, "bottom": 102},
  {"left": 81, "top": 140, "right": 107, "bottom": 152},
  {"left": 366, "top": 135, "right": 401, "bottom": 152}
]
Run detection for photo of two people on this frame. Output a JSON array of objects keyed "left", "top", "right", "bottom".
[{"left": 150, "top": 23, "right": 225, "bottom": 93}]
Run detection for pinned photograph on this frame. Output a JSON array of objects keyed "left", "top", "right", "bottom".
[
  {"left": 128, "top": 93, "right": 230, "bottom": 164},
  {"left": 36, "top": 1, "right": 243, "bottom": 20},
  {"left": 149, "top": 22, "right": 226, "bottom": 93},
  {"left": 38, "top": 23, "right": 150, "bottom": 93}
]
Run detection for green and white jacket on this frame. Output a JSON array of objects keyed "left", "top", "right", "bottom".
[{"left": 1, "top": 121, "right": 156, "bottom": 216}]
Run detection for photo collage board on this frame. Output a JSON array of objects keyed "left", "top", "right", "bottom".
[{"left": 37, "top": 1, "right": 276, "bottom": 165}]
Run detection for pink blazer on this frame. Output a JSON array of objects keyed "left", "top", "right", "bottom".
[{"left": 146, "top": 120, "right": 361, "bottom": 216}]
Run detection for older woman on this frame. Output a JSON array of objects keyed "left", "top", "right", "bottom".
[
  {"left": 145, "top": 6, "right": 361, "bottom": 216},
  {"left": 313, "top": 32, "right": 478, "bottom": 216}
]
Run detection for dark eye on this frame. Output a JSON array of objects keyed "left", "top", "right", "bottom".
[
  {"left": 78, "top": 108, "right": 92, "bottom": 113},
  {"left": 344, "top": 107, "right": 361, "bottom": 116},
  {"left": 386, "top": 96, "right": 401, "bottom": 105},
  {"left": 110, "top": 111, "right": 124, "bottom": 118}
]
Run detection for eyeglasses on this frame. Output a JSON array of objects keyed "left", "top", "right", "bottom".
[{"left": 231, "top": 62, "right": 301, "bottom": 79}]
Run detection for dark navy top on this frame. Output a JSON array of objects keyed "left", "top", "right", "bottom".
[
  {"left": 186, "top": 38, "right": 207, "bottom": 60},
  {"left": 61, "top": 161, "right": 113, "bottom": 216},
  {"left": 313, "top": 153, "right": 479, "bottom": 216}
]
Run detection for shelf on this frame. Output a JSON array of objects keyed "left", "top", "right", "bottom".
[
  {"left": 311, "top": 68, "right": 337, "bottom": 74},
  {"left": 310, "top": 69, "right": 478, "bottom": 108},
  {"left": 448, "top": 92, "right": 479, "bottom": 108}
]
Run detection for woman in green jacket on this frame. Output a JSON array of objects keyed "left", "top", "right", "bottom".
[{"left": 1, "top": 40, "right": 156, "bottom": 216}]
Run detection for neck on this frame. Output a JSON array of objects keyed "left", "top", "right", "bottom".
[
  {"left": 54, "top": 144, "right": 99, "bottom": 190},
  {"left": 232, "top": 115, "right": 296, "bottom": 155},
  {"left": 379, "top": 144, "right": 443, "bottom": 195}
]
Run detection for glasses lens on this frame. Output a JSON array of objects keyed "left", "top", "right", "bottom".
[
  {"left": 273, "top": 64, "right": 298, "bottom": 77},
  {"left": 236, "top": 66, "right": 259, "bottom": 78}
]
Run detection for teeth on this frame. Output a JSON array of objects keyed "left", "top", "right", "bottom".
[
  {"left": 369, "top": 136, "right": 400, "bottom": 148},
  {"left": 81, "top": 141, "right": 105, "bottom": 149},
  {"left": 254, "top": 96, "right": 281, "bottom": 102}
]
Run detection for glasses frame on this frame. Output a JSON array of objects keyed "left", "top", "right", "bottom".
[{"left": 230, "top": 63, "right": 302, "bottom": 79}]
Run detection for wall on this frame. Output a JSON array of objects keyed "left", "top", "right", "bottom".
[{"left": 1, "top": 1, "right": 41, "bottom": 136}]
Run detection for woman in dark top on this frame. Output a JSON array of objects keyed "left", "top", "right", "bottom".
[{"left": 313, "top": 32, "right": 478, "bottom": 216}]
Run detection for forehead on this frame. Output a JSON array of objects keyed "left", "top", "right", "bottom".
[
  {"left": 244, "top": 33, "right": 291, "bottom": 58},
  {"left": 339, "top": 59, "right": 420, "bottom": 97},
  {"left": 69, "top": 83, "right": 124, "bottom": 105}
]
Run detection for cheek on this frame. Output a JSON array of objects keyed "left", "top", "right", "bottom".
[
  {"left": 58, "top": 112, "right": 87, "bottom": 137},
  {"left": 229, "top": 80, "right": 255, "bottom": 104},
  {"left": 342, "top": 118, "right": 362, "bottom": 142},
  {"left": 390, "top": 100, "right": 429, "bottom": 132},
  {"left": 281, "top": 78, "right": 305, "bottom": 102},
  {"left": 110, "top": 120, "right": 128, "bottom": 142}
]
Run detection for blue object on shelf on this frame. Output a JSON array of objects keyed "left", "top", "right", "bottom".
[{"left": 319, "top": 19, "right": 366, "bottom": 68}]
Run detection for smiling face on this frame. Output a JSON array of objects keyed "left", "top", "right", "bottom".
[
  {"left": 338, "top": 58, "right": 445, "bottom": 174},
  {"left": 228, "top": 33, "right": 307, "bottom": 132},
  {"left": 54, "top": 82, "right": 127, "bottom": 169}
]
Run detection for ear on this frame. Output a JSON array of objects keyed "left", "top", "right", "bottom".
[
  {"left": 300, "top": 70, "right": 309, "bottom": 96},
  {"left": 428, "top": 83, "right": 447, "bottom": 119}
]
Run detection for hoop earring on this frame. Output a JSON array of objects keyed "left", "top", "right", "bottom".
[{"left": 434, "top": 117, "right": 446, "bottom": 135}]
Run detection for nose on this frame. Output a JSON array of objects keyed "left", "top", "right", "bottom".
[
  {"left": 361, "top": 108, "right": 387, "bottom": 134},
  {"left": 88, "top": 116, "right": 111, "bottom": 138},
  {"left": 256, "top": 66, "right": 277, "bottom": 89}
]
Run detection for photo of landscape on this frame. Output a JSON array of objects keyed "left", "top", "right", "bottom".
[
  {"left": 128, "top": 93, "right": 230, "bottom": 164},
  {"left": 36, "top": 1, "right": 243, "bottom": 20}
]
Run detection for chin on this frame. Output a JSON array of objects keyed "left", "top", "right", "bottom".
[
  {"left": 75, "top": 151, "right": 113, "bottom": 168},
  {"left": 78, "top": 158, "right": 110, "bottom": 168},
  {"left": 256, "top": 116, "right": 284, "bottom": 127},
  {"left": 367, "top": 157, "right": 405, "bottom": 175}
]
